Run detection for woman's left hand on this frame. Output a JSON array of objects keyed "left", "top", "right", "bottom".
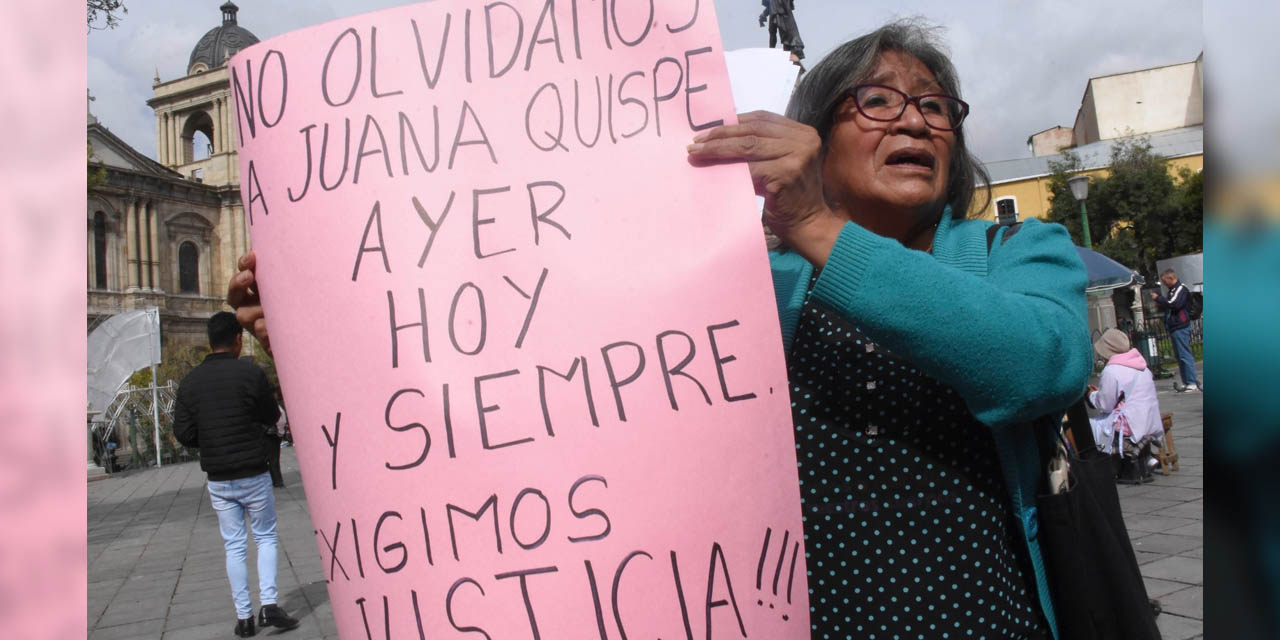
[{"left": 687, "top": 111, "right": 843, "bottom": 265}]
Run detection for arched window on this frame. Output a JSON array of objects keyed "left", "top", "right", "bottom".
[
  {"left": 178, "top": 241, "right": 199, "bottom": 294},
  {"left": 93, "top": 212, "right": 108, "bottom": 289},
  {"left": 182, "top": 111, "right": 216, "bottom": 164}
]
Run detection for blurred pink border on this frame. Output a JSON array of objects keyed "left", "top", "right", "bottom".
[{"left": 0, "top": 1, "right": 88, "bottom": 637}]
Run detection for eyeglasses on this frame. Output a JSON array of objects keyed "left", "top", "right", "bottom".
[{"left": 842, "top": 84, "right": 969, "bottom": 131}]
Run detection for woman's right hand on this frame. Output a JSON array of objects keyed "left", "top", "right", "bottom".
[
  {"left": 686, "top": 111, "right": 843, "bottom": 267},
  {"left": 226, "top": 251, "right": 270, "bottom": 355}
]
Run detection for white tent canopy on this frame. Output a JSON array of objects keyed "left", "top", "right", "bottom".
[{"left": 88, "top": 308, "right": 161, "bottom": 416}]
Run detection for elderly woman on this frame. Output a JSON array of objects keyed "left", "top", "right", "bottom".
[
  {"left": 687, "top": 20, "right": 1090, "bottom": 639},
  {"left": 1089, "top": 329, "right": 1163, "bottom": 483},
  {"left": 230, "top": 19, "right": 1089, "bottom": 640}
]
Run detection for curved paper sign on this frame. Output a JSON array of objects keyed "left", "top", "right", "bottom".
[{"left": 231, "top": 1, "right": 808, "bottom": 637}]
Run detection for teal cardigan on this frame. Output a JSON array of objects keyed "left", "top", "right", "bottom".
[{"left": 770, "top": 206, "right": 1091, "bottom": 639}]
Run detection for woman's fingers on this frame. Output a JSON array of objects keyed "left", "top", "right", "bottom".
[
  {"left": 253, "top": 317, "right": 271, "bottom": 356},
  {"left": 693, "top": 111, "right": 797, "bottom": 142},
  {"left": 685, "top": 110, "right": 836, "bottom": 262},
  {"left": 235, "top": 303, "right": 264, "bottom": 337},
  {"left": 226, "top": 269, "right": 258, "bottom": 308},
  {"left": 228, "top": 250, "right": 271, "bottom": 352},
  {"left": 687, "top": 111, "right": 810, "bottom": 162},
  {"left": 227, "top": 251, "right": 259, "bottom": 310},
  {"left": 687, "top": 135, "right": 789, "bottom": 162},
  {"left": 237, "top": 251, "right": 257, "bottom": 272}
]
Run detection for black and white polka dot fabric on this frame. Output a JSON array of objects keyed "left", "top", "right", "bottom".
[{"left": 787, "top": 288, "right": 1045, "bottom": 639}]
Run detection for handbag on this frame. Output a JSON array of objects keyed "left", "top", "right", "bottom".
[
  {"left": 1033, "top": 398, "right": 1162, "bottom": 640},
  {"left": 984, "top": 221, "right": 1159, "bottom": 638}
]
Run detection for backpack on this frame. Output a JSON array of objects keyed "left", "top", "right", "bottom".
[{"left": 1186, "top": 293, "right": 1202, "bottom": 321}]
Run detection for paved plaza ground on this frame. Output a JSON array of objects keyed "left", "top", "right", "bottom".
[{"left": 88, "top": 366, "right": 1204, "bottom": 639}]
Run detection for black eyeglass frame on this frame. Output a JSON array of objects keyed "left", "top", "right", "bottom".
[{"left": 841, "top": 84, "right": 970, "bottom": 132}]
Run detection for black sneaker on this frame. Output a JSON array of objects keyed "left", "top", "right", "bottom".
[
  {"left": 258, "top": 604, "right": 300, "bottom": 630},
  {"left": 234, "top": 617, "right": 256, "bottom": 637}
]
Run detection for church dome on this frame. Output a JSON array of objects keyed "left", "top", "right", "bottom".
[{"left": 187, "top": 2, "right": 259, "bottom": 74}]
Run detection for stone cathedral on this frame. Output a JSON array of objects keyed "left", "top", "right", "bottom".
[{"left": 87, "top": 2, "right": 259, "bottom": 346}]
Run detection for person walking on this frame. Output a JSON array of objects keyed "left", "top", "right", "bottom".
[
  {"left": 173, "top": 312, "right": 300, "bottom": 637},
  {"left": 1151, "top": 268, "right": 1200, "bottom": 391}
]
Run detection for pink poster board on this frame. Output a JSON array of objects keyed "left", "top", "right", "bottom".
[{"left": 231, "top": 1, "right": 808, "bottom": 637}]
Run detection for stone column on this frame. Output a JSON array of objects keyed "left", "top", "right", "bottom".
[
  {"left": 141, "top": 204, "right": 151, "bottom": 289},
  {"left": 125, "top": 200, "right": 139, "bottom": 289},
  {"left": 112, "top": 210, "right": 122, "bottom": 290},
  {"left": 87, "top": 224, "right": 95, "bottom": 289},
  {"left": 239, "top": 206, "right": 249, "bottom": 256},
  {"left": 222, "top": 96, "right": 231, "bottom": 150},
  {"left": 200, "top": 238, "right": 210, "bottom": 298},
  {"left": 148, "top": 201, "right": 162, "bottom": 291},
  {"left": 155, "top": 116, "right": 164, "bottom": 165},
  {"left": 213, "top": 100, "right": 221, "bottom": 154},
  {"left": 222, "top": 99, "right": 230, "bottom": 153},
  {"left": 224, "top": 99, "right": 236, "bottom": 157},
  {"left": 230, "top": 204, "right": 242, "bottom": 269},
  {"left": 1130, "top": 284, "right": 1147, "bottom": 331},
  {"left": 173, "top": 115, "right": 182, "bottom": 166},
  {"left": 164, "top": 114, "right": 174, "bottom": 166},
  {"left": 107, "top": 223, "right": 118, "bottom": 291},
  {"left": 166, "top": 115, "right": 174, "bottom": 166}
]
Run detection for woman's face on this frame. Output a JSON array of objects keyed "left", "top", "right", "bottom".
[{"left": 823, "top": 51, "right": 956, "bottom": 225}]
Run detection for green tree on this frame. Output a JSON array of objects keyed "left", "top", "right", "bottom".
[
  {"left": 87, "top": 0, "right": 127, "bottom": 30},
  {"left": 1044, "top": 137, "right": 1203, "bottom": 281},
  {"left": 252, "top": 347, "right": 280, "bottom": 392},
  {"left": 1168, "top": 166, "right": 1204, "bottom": 256},
  {"left": 1089, "top": 137, "right": 1176, "bottom": 279},
  {"left": 1044, "top": 150, "right": 1098, "bottom": 246}
]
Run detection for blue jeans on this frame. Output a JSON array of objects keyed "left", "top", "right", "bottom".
[
  {"left": 207, "top": 472, "right": 278, "bottom": 619},
  {"left": 1170, "top": 326, "right": 1199, "bottom": 386}
]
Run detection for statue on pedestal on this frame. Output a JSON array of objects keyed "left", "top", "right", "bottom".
[{"left": 759, "top": 0, "right": 805, "bottom": 63}]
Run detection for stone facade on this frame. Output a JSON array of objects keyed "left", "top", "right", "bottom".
[
  {"left": 87, "top": 2, "right": 259, "bottom": 350},
  {"left": 87, "top": 121, "right": 239, "bottom": 347}
]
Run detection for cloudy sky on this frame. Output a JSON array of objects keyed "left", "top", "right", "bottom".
[{"left": 87, "top": 0, "right": 1202, "bottom": 164}]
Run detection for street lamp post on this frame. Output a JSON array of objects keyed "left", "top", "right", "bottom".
[{"left": 1067, "top": 174, "right": 1092, "bottom": 250}]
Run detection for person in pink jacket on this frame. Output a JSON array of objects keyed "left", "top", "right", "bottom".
[{"left": 1088, "top": 329, "right": 1164, "bottom": 483}]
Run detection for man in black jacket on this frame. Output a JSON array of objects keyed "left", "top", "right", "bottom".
[
  {"left": 1151, "top": 268, "right": 1201, "bottom": 392},
  {"left": 174, "top": 312, "right": 299, "bottom": 637}
]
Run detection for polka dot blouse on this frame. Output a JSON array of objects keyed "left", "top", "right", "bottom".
[{"left": 788, "top": 284, "right": 1047, "bottom": 639}]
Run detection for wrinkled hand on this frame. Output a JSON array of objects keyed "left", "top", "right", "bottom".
[
  {"left": 687, "top": 111, "right": 841, "bottom": 265},
  {"left": 226, "top": 251, "right": 270, "bottom": 355}
]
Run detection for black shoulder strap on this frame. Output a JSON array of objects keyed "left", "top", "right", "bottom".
[
  {"left": 986, "top": 221, "right": 1024, "bottom": 253},
  {"left": 1032, "top": 395, "right": 1095, "bottom": 478}
]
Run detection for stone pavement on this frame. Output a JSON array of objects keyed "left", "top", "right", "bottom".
[
  {"left": 88, "top": 451, "right": 333, "bottom": 639},
  {"left": 88, "top": 367, "right": 1204, "bottom": 639},
  {"left": 1119, "top": 363, "right": 1205, "bottom": 640}
]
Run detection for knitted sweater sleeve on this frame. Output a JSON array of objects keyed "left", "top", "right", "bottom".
[{"left": 809, "top": 219, "right": 1091, "bottom": 427}]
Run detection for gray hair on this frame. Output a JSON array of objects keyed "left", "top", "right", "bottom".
[{"left": 785, "top": 19, "right": 991, "bottom": 219}]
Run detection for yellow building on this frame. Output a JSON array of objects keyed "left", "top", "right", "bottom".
[{"left": 973, "top": 56, "right": 1203, "bottom": 222}]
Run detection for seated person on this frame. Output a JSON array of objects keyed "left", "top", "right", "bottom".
[{"left": 1088, "top": 329, "right": 1163, "bottom": 482}]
